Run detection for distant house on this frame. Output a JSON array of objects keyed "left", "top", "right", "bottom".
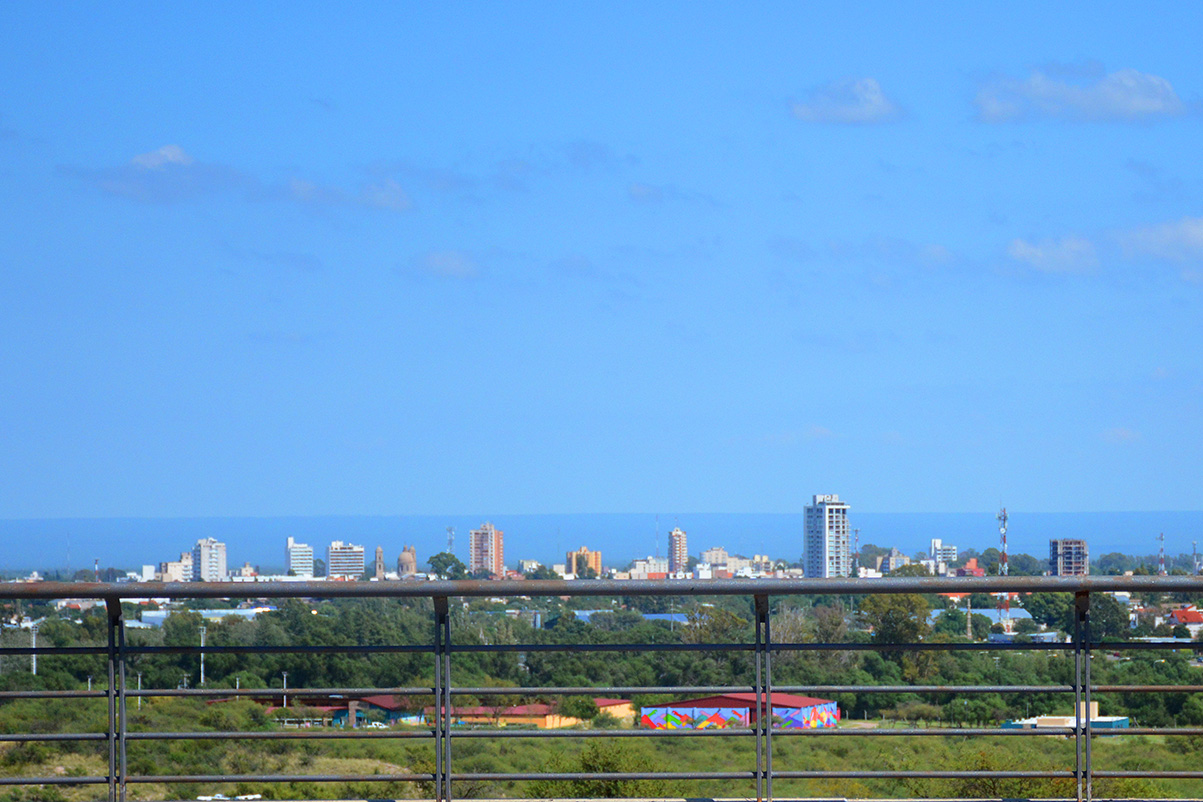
[
  {"left": 956, "top": 558, "right": 986, "bottom": 578},
  {"left": 424, "top": 697, "right": 631, "bottom": 729},
  {"left": 1169, "top": 607, "right": 1203, "bottom": 638},
  {"left": 641, "top": 693, "right": 838, "bottom": 729}
]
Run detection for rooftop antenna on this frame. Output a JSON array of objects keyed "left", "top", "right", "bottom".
[
  {"left": 1158, "top": 532, "right": 1167, "bottom": 576},
  {"left": 996, "top": 507, "right": 1011, "bottom": 633},
  {"left": 853, "top": 528, "right": 860, "bottom": 577},
  {"left": 446, "top": 526, "right": 455, "bottom": 553}
]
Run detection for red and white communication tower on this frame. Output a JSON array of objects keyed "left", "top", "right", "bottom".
[
  {"left": 1158, "top": 532, "right": 1167, "bottom": 576},
  {"left": 997, "top": 507, "right": 1012, "bottom": 633}
]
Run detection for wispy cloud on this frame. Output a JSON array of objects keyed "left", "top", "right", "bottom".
[
  {"left": 1007, "top": 236, "right": 1098, "bottom": 272},
  {"left": 975, "top": 66, "right": 1186, "bottom": 122},
  {"left": 73, "top": 145, "right": 413, "bottom": 213},
  {"left": 1120, "top": 216, "right": 1203, "bottom": 262},
  {"left": 791, "top": 78, "right": 902, "bottom": 124}
]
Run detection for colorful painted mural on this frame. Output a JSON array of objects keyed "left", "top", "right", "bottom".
[{"left": 641, "top": 701, "right": 838, "bottom": 730}]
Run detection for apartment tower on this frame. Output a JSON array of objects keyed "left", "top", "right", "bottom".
[
  {"left": 469, "top": 522, "right": 505, "bottom": 577},
  {"left": 327, "top": 541, "right": 366, "bottom": 579},
  {"left": 191, "top": 538, "right": 227, "bottom": 582},
  {"left": 804, "top": 494, "right": 852, "bottom": 578},
  {"left": 1049, "top": 539, "right": 1089, "bottom": 576},
  {"left": 285, "top": 537, "right": 314, "bottom": 577},
  {"left": 668, "top": 527, "right": 688, "bottom": 573}
]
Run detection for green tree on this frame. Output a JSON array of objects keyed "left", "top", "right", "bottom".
[
  {"left": 1022, "top": 593, "right": 1071, "bottom": 630},
  {"left": 427, "top": 552, "right": 467, "bottom": 580},
  {"left": 860, "top": 594, "right": 930, "bottom": 645}
]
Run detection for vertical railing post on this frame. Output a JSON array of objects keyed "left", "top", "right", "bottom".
[
  {"left": 433, "top": 597, "right": 451, "bottom": 802},
  {"left": 1073, "top": 591, "right": 1088, "bottom": 802},
  {"left": 1078, "top": 591, "right": 1092, "bottom": 802},
  {"left": 104, "top": 598, "right": 124, "bottom": 802},
  {"left": 756, "top": 594, "right": 773, "bottom": 802},
  {"left": 753, "top": 595, "right": 763, "bottom": 802}
]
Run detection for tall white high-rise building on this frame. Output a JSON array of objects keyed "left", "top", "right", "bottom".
[
  {"left": 804, "top": 494, "right": 852, "bottom": 578},
  {"left": 327, "top": 541, "right": 366, "bottom": 579},
  {"left": 286, "top": 537, "right": 314, "bottom": 577},
  {"left": 191, "top": 538, "right": 228, "bottom": 582}
]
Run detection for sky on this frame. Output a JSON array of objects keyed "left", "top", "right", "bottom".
[{"left": 2, "top": 3, "right": 1202, "bottom": 520}]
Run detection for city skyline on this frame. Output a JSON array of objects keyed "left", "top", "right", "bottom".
[{"left": 2, "top": 5, "right": 1202, "bottom": 521}]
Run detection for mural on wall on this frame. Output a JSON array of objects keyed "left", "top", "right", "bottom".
[{"left": 640, "top": 702, "right": 838, "bottom": 730}]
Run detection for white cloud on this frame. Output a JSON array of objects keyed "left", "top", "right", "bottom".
[
  {"left": 791, "top": 78, "right": 901, "bottom": 124},
  {"left": 130, "top": 144, "right": 194, "bottom": 168},
  {"left": 1120, "top": 216, "right": 1203, "bottom": 262},
  {"left": 976, "top": 68, "right": 1185, "bottom": 122},
  {"left": 1007, "top": 236, "right": 1097, "bottom": 272}
]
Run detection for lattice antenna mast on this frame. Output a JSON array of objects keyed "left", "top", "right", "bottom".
[
  {"left": 446, "top": 526, "right": 455, "bottom": 553},
  {"left": 997, "top": 507, "right": 1011, "bottom": 632},
  {"left": 1158, "top": 532, "right": 1167, "bottom": 576},
  {"left": 854, "top": 528, "right": 861, "bottom": 577}
]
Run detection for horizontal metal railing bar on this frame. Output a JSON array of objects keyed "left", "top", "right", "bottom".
[
  {"left": 452, "top": 771, "right": 757, "bottom": 781},
  {"left": 450, "top": 642, "right": 756, "bottom": 653},
  {"left": 450, "top": 728, "right": 756, "bottom": 738},
  {"left": 776, "top": 684, "right": 1075, "bottom": 694},
  {"left": 125, "top": 644, "right": 430, "bottom": 655},
  {"left": 446, "top": 726, "right": 1075, "bottom": 738},
  {"left": 0, "top": 733, "right": 108, "bottom": 742},
  {"left": 0, "top": 776, "right": 108, "bottom": 786},
  {"left": 1095, "top": 771, "right": 1203, "bottom": 779},
  {"left": 125, "top": 730, "right": 433, "bottom": 740},
  {"left": 770, "top": 727, "right": 1076, "bottom": 736},
  {"left": 770, "top": 770, "right": 1076, "bottom": 779},
  {"left": 131, "top": 686, "right": 433, "bottom": 697},
  {"left": 1107, "top": 727, "right": 1203, "bottom": 736},
  {"left": 450, "top": 685, "right": 744, "bottom": 695},
  {"left": 126, "top": 773, "right": 431, "bottom": 783},
  {"left": 1094, "top": 685, "right": 1203, "bottom": 692},
  {"left": 7, "top": 575, "right": 1203, "bottom": 602},
  {"left": 773, "top": 642, "right": 1072, "bottom": 651},
  {"left": 0, "top": 689, "right": 108, "bottom": 699},
  {"left": 0, "top": 646, "right": 107, "bottom": 656}
]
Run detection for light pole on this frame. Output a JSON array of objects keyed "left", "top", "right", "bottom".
[
  {"left": 30, "top": 623, "right": 38, "bottom": 676},
  {"left": 136, "top": 672, "right": 142, "bottom": 710},
  {"left": 282, "top": 671, "right": 288, "bottom": 708},
  {"left": 198, "top": 625, "right": 206, "bottom": 686},
  {"left": 87, "top": 675, "right": 92, "bottom": 691}
]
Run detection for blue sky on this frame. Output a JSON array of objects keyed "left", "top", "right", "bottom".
[{"left": 2, "top": 3, "right": 1201, "bottom": 519}]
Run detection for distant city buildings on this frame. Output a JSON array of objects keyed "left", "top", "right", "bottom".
[
  {"left": 158, "top": 551, "right": 192, "bottom": 582},
  {"left": 700, "top": 546, "right": 728, "bottom": 566},
  {"left": 191, "top": 538, "right": 227, "bottom": 582},
  {"left": 469, "top": 522, "right": 505, "bottom": 577},
  {"left": 397, "top": 545, "right": 418, "bottom": 577},
  {"left": 628, "top": 556, "right": 669, "bottom": 580},
  {"left": 668, "top": 528, "right": 688, "bottom": 573},
  {"left": 1050, "top": 539, "right": 1089, "bottom": 576},
  {"left": 566, "top": 546, "right": 602, "bottom": 577},
  {"left": 804, "top": 494, "right": 852, "bottom": 578},
  {"left": 929, "top": 538, "right": 957, "bottom": 564},
  {"left": 876, "top": 547, "right": 911, "bottom": 573},
  {"left": 327, "top": 541, "right": 366, "bottom": 579},
  {"left": 286, "top": 537, "right": 314, "bottom": 577},
  {"left": 374, "top": 546, "right": 385, "bottom": 580}
]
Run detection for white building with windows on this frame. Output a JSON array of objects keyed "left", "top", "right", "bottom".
[
  {"left": 286, "top": 537, "right": 314, "bottom": 577},
  {"left": 327, "top": 541, "right": 366, "bottom": 579},
  {"left": 930, "top": 538, "right": 958, "bottom": 564},
  {"left": 191, "top": 538, "right": 227, "bottom": 582},
  {"left": 804, "top": 494, "right": 852, "bottom": 578}
]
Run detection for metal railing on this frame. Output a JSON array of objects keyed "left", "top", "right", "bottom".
[{"left": 0, "top": 575, "right": 1201, "bottom": 801}]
